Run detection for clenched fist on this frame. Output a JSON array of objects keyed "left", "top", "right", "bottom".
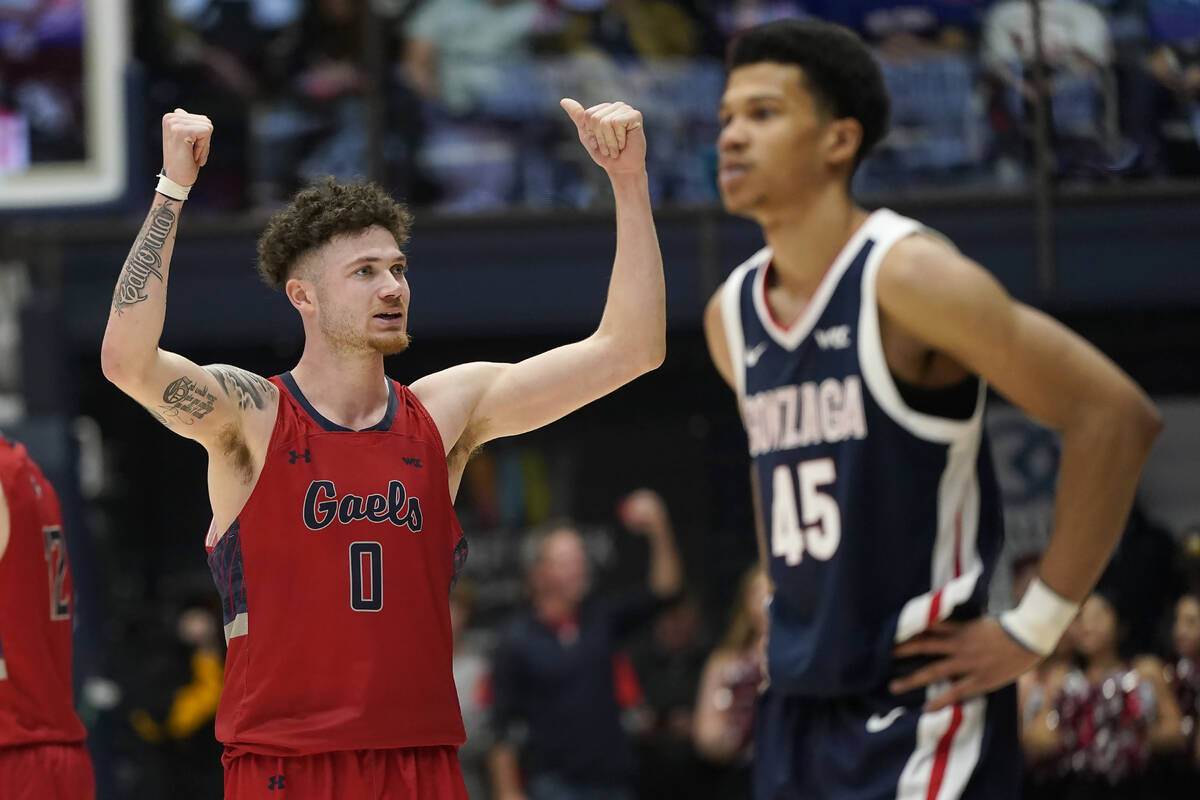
[
  {"left": 560, "top": 99, "right": 646, "bottom": 175},
  {"left": 161, "top": 108, "right": 213, "bottom": 187}
]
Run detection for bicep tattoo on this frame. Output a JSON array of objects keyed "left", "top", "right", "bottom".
[
  {"left": 158, "top": 375, "right": 218, "bottom": 424},
  {"left": 205, "top": 365, "right": 278, "bottom": 411}
]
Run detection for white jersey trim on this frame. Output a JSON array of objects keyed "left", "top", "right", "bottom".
[
  {"left": 933, "top": 434, "right": 984, "bottom": 590},
  {"left": 720, "top": 249, "right": 769, "bottom": 400},
  {"left": 752, "top": 210, "right": 885, "bottom": 351},
  {"left": 223, "top": 612, "right": 248, "bottom": 644},
  {"left": 0, "top": 658, "right": 6, "bottom": 680},
  {"left": 857, "top": 210, "right": 987, "bottom": 445}
]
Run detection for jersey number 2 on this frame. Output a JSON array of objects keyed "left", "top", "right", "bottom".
[
  {"left": 349, "top": 541, "right": 383, "bottom": 612},
  {"left": 43, "top": 526, "right": 70, "bottom": 620},
  {"left": 771, "top": 458, "right": 841, "bottom": 566}
]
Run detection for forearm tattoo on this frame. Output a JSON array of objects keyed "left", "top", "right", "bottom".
[
  {"left": 112, "top": 203, "right": 176, "bottom": 315},
  {"left": 158, "top": 375, "right": 217, "bottom": 424},
  {"left": 205, "top": 365, "right": 278, "bottom": 411}
]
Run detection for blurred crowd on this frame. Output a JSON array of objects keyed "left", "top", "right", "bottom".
[
  {"left": 111, "top": 488, "right": 1200, "bottom": 800},
  {"left": 464, "top": 493, "right": 1200, "bottom": 800},
  {"left": 115, "top": 0, "right": 1200, "bottom": 214}
]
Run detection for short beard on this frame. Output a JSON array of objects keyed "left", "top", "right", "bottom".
[
  {"left": 372, "top": 331, "right": 410, "bottom": 356},
  {"left": 318, "top": 310, "right": 411, "bottom": 357}
]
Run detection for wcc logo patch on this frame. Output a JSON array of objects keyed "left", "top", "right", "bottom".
[{"left": 302, "top": 480, "right": 423, "bottom": 532}]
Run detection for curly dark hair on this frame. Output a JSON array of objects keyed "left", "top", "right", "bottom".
[
  {"left": 726, "top": 18, "right": 890, "bottom": 172},
  {"left": 256, "top": 178, "right": 414, "bottom": 289}
]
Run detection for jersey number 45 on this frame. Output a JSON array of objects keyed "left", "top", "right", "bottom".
[{"left": 771, "top": 458, "right": 841, "bottom": 566}]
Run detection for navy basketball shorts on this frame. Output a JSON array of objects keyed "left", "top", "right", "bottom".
[{"left": 753, "top": 683, "right": 1020, "bottom": 800}]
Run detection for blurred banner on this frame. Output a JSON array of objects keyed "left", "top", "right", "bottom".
[{"left": 0, "top": 0, "right": 127, "bottom": 209}]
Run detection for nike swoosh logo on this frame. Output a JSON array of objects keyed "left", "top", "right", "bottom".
[
  {"left": 745, "top": 342, "right": 768, "bottom": 367},
  {"left": 866, "top": 707, "right": 906, "bottom": 733}
]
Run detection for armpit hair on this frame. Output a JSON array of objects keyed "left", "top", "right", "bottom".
[{"left": 217, "top": 422, "right": 255, "bottom": 485}]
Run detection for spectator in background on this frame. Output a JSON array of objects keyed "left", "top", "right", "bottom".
[
  {"left": 127, "top": 597, "right": 224, "bottom": 800},
  {"left": 254, "top": 0, "right": 379, "bottom": 203},
  {"left": 401, "top": 0, "right": 544, "bottom": 210},
  {"left": 982, "top": 0, "right": 1122, "bottom": 180},
  {"left": 709, "top": 0, "right": 811, "bottom": 41},
  {"left": 692, "top": 565, "right": 769, "bottom": 800},
  {"left": 1101, "top": 502, "right": 1189, "bottom": 655},
  {"left": 140, "top": 0, "right": 300, "bottom": 209},
  {"left": 1042, "top": 591, "right": 1184, "bottom": 799},
  {"left": 1143, "top": 0, "right": 1200, "bottom": 175},
  {"left": 628, "top": 596, "right": 707, "bottom": 799},
  {"left": 537, "top": 0, "right": 712, "bottom": 208},
  {"left": 1164, "top": 593, "right": 1200, "bottom": 792},
  {"left": 834, "top": 0, "right": 993, "bottom": 190},
  {"left": 554, "top": 0, "right": 700, "bottom": 61},
  {"left": 488, "top": 499, "right": 683, "bottom": 800},
  {"left": 818, "top": 0, "right": 987, "bottom": 57},
  {"left": 620, "top": 491, "right": 709, "bottom": 800},
  {"left": 451, "top": 579, "right": 494, "bottom": 800}
]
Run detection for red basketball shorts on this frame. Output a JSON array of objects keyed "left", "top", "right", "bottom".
[
  {"left": 223, "top": 745, "right": 469, "bottom": 799},
  {"left": 0, "top": 741, "right": 94, "bottom": 800}
]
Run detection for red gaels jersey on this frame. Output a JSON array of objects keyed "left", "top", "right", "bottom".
[
  {"left": 0, "top": 436, "right": 86, "bottom": 747},
  {"left": 207, "top": 374, "right": 468, "bottom": 757}
]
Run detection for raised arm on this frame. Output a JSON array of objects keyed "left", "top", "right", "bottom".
[
  {"left": 412, "top": 100, "right": 664, "bottom": 474},
  {"left": 619, "top": 489, "right": 684, "bottom": 598},
  {"left": 885, "top": 235, "right": 1162, "bottom": 710},
  {"left": 100, "top": 110, "right": 277, "bottom": 452}
]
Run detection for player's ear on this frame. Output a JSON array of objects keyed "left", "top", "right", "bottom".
[
  {"left": 824, "top": 117, "right": 863, "bottom": 172},
  {"left": 285, "top": 275, "right": 316, "bottom": 314}
]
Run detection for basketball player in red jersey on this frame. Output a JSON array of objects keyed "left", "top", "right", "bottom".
[
  {"left": 100, "top": 99, "right": 662, "bottom": 798},
  {"left": 0, "top": 434, "right": 94, "bottom": 799}
]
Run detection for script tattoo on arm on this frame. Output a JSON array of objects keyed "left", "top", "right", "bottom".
[
  {"left": 205, "top": 365, "right": 278, "bottom": 411},
  {"left": 112, "top": 203, "right": 177, "bottom": 315},
  {"left": 157, "top": 376, "right": 218, "bottom": 425}
]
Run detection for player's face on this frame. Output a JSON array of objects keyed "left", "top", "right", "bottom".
[
  {"left": 1173, "top": 596, "right": 1200, "bottom": 658},
  {"left": 312, "top": 226, "right": 411, "bottom": 356},
  {"left": 1075, "top": 595, "right": 1119, "bottom": 658},
  {"left": 717, "top": 63, "right": 831, "bottom": 218}
]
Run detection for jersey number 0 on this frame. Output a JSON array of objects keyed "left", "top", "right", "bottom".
[
  {"left": 349, "top": 541, "right": 383, "bottom": 612},
  {"left": 771, "top": 458, "right": 841, "bottom": 565}
]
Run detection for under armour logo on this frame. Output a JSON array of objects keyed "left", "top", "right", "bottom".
[
  {"left": 268, "top": 774, "right": 287, "bottom": 790},
  {"left": 288, "top": 450, "right": 311, "bottom": 464},
  {"left": 402, "top": 457, "right": 423, "bottom": 468}
]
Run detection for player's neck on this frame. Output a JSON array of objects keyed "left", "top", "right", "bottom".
[
  {"left": 289, "top": 346, "right": 390, "bottom": 430},
  {"left": 759, "top": 190, "right": 867, "bottom": 296}
]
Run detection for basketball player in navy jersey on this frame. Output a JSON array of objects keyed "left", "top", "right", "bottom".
[
  {"left": 703, "top": 19, "right": 1162, "bottom": 800},
  {"left": 101, "top": 99, "right": 662, "bottom": 799}
]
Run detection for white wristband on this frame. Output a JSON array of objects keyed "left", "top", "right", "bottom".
[
  {"left": 999, "top": 577, "right": 1080, "bottom": 657},
  {"left": 155, "top": 171, "right": 191, "bottom": 201}
]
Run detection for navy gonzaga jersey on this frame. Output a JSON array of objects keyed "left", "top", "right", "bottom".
[{"left": 720, "top": 209, "right": 1004, "bottom": 698}]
